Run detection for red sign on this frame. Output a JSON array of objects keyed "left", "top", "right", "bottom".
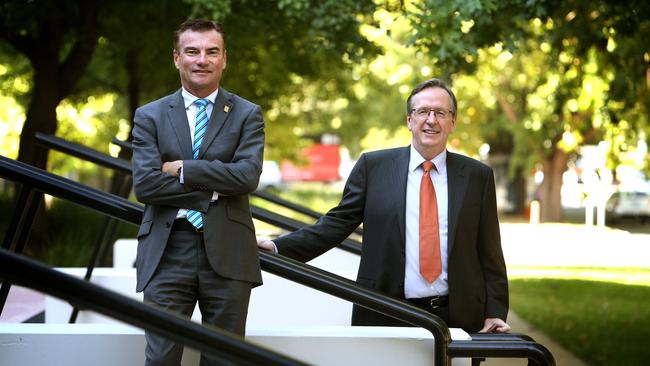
[{"left": 281, "top": 144, "right": 340, "bottom": 182}]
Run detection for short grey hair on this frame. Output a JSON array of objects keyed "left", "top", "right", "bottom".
[{"left": 406, "top": 78, "right": 457, "bottom": 116}]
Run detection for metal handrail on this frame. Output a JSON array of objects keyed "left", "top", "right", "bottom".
[
  {"left": 32, "top": 136, "right": 539, "bottom": 358},
  {"left": 0, "top": 249, "right": 307, "bottom": 366},
  {"left": 35, "top": 133, "right": 363, "bottom": 255},
  {"left": 112, "top": 136, "right": 363, "bottom": 235},
  {"left": 32, "top": 136, "right": 554, "bottom": 364},
  {"left": 252, "top": 190, "right": 364, "bottom": 236},
  {"left": 0, "top": 154, "right": 555, "bottom": 365}
]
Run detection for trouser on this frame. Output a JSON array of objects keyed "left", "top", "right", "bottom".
[{"left": 143, "top": 230, "right": 252, "bottom": 366}]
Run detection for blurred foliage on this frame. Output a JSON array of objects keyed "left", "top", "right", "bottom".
[
  {"left": 404, "top": 0, "right": 650, "bottom": 220},
  {"left": 0, "top": 191, "right": 137, "bottom": 267},
  {"left": 407, "top": 0, "right": 650, "bottom": 168},
  {"left": 252, "top": 182, "right": 347, "bottom": 236},
  {"left": 1, "top": 0, "right": 649, "bottom": 222},
  {"left": 0, "top": 0, "right": 381, "bottom": 178}
]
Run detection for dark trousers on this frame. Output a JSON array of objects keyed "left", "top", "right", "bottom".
[{"left": 143, "top": 230, "right": 252, "bottom": 366}]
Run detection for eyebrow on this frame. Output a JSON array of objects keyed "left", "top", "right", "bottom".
[{"left": 183, "top": 46, "right": 222, "bottom": 52}]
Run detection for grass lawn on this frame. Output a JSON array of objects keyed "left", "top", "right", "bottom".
[{"left": 510, "top": 269, "right": 650, "bottom": 366}]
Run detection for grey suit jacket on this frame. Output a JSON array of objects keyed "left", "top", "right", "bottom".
[
  {"left": 132, "top": 88, "right": 264, "bottom": 292},
  {"left": 274, "top": 147, "right": 508, "bottom": 332}
]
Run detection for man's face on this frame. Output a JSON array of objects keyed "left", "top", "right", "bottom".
[
  {"left": 173, "top": 29, "right": 227, "bottom": 98},
  {"left": 406, "top": 87, "right": 456, "bottom": 160}
]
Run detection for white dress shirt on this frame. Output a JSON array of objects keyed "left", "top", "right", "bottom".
[
  {"left": 404, "top": 146, "right": 449, "bottom": 299},
  {"left": 176, "top": 87, "right": 219, "bottom": 219}
]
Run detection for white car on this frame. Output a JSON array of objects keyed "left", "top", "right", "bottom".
[{"left": 605, "top": 191, "right": 650, "bottom": 223}]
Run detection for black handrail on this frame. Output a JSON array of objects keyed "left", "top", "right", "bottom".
[
  {"left": 0, "top": 155, "right": 449, "bottom": 365},
  {"left": 0, "top": 156, "right": 142, "bottom": 224},
  {"left": 0, "top": 155, "right": 555, "bottom": 366},
  {"left": 113, "top": 136, "right": 363, "bottom": 236},
  {"left": 39, "top": 133, "right": 133, "bottom": 172},
  {"left": 34, "top": 135, "right": 552, "bottom": 361},
  {"left": 111, "top": 136, "right": 132, "bottom": 150},
  {"left": 252, "top": 190, "right": 364, "bottom": 236},
  {"left": 35, "top": 133, "right": 363, "bottom": 255},
  {"left": 251, "top": 204, "right": 361, "bottom": 255},
  {"left": 33, "top": 135, "right": 539, "bottom": 355},
  {"left": 0, "top": 249, "right": 307, "bottom": 366}
]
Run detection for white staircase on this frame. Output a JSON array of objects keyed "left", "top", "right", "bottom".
[{"left": 1, "top": 240, "right": 471, "bottom": 365}]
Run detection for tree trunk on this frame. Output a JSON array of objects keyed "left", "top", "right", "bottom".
[
  {"left": 511, "top": 167, "right": 527, "bottom": 215},
  {"left": 108, "top": 48, "right": 139, "bottom": 197},
  {"left": 14, "top": 2, "right": 98, "bottom": 171},
  {"left": 16, "top": 40, "right": 62, "bottom": 170},
  {"left": 539, "top": 148, "right": 570, "bottom": 222}
]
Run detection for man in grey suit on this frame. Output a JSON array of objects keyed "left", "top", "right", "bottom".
[
  {"left": 132, "top": 19, "right": 264, "bottom": 365},
  {"left": 258, "top": 78, "right": 509, "bottom": 334}
]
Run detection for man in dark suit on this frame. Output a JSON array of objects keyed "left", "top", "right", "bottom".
[
  {"left": 258, "top": 78, "right": 509, "bottom": 334},
  {"left": 132, "top": 19, "right": 264, "bottom": 365}
]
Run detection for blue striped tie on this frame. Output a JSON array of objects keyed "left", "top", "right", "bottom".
[{"left": 186, "top": 98, "right": 209, "bottom": 230}]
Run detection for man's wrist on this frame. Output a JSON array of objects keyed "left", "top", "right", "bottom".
[{"left": 177, "top": 161, "right": 183, "bottom": 180}]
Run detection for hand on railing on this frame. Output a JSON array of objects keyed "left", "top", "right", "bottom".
[
  {"left": 479, "top": 317, "right": 511, "bottom": 333},
  {"left": 257, "top": 237, "right": 278, "bottom": 253}
]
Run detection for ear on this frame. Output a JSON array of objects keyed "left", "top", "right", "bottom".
[
  {"left": 406, "top": 115, "right": 413, "bottom": 131},
  {"left": 173, "top": 49, "right": 180, "bottom": 70},
  {"left": 222, "top": 50, "right": 227, "bottom": 71}
]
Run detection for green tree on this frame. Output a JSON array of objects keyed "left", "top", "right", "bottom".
[
  {"left": 0, "top": 0, "right": 380, "bottom": 177},
  {"left": 0, "top": 0, "right": 99, "bottom": 170},
  {"left": 406, "top": 0, "right": 650, "bottom": 221}
]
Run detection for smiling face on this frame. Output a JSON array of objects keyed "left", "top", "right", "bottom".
[
  {"left": 173, "top": 29, "right": 227, "bottom": 98},
  {"left": 406, "top": 87, "right": 456, "bottom": 160}
]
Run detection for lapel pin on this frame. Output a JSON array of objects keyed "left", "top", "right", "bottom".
[{"left": 224, "top": 105, "right": 230, "bottom": 113}]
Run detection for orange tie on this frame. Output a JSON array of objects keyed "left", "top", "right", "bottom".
[{"left": 420, "top": 161, "right": 441, "bottom": 283}]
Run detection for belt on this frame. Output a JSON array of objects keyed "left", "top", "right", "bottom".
[
  {"left": 171, "top": 218, "right": 203, "bottom": 232},
  {"left": 408, "top": 295, "right": 449, "bottom": 310}
]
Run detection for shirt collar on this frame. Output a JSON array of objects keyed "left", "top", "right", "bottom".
[
  {"left": 181, "top": 87, "right": 219, "bottom": 109},
  {"left": 409, "top": 145, "right": 447, "bottom": 173}
]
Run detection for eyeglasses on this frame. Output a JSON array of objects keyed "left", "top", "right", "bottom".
[{"left": 410, "top": 107, "right": 454, "bottom": 121}]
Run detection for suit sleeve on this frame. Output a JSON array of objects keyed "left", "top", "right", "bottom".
[
  {"left": 479, "top": 168, "right": 509, "bottom": 320},
  {"left": 131, "top": 107, "right": 212, "bottom": 211},
  {"left": 275, "top": 154, "right": 368, "bottom": 262},
  {"left": 182, "top": 105, "right": 264, "bottom": 195}
]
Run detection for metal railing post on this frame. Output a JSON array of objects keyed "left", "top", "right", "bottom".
[
  {"left": 0, "top": 153, "right": 555, "bottom": 366},
  {"left": 0, "top": 185, "right": 42, "bottom": 314},
  {"left": 0, "top": 249, "right": 309, "bottom": 366}
]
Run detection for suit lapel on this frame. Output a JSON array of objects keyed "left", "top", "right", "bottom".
[
  {"left": 393, "top": 147, "right": 410, "bottom": 254},
  {"left": 167, "top": 90, "right": 193, "bottom": 159},
  {"left": 199, "top": 88, "right": 234, "bottom": 159},
  {"left": 446, "top": 151, "right": 468, "bottom": 255}
]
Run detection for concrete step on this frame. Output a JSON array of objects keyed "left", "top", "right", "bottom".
[{"left": 0, "top": 323, "right": 472, "bottom": 366}]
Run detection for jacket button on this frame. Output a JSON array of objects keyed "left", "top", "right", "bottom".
[{"left": 165, "top": 222, "right": 171, "bottom": 228}]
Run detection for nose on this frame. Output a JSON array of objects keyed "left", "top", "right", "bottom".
[
  {"left": 425, "top": 111, "right": 437, "bottom": 123},
  {"left": 197, "top": 51, "right": 208, "bottom": 64}
]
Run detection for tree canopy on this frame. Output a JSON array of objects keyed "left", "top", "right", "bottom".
[
  {"left": 404, "top": 0, "right": 650, "bottom": 220},
  {"left": 0, "top": 0, "right": 380, "bottom": 168},
  {"left": 1, "top": 0, "right": 648, "bottom": 222}
]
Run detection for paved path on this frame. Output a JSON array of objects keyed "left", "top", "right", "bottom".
[{"left": 500, "top": 223, "right": 650, "bottom": 268}]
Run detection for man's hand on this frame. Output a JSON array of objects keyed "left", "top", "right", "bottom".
[
  {"left": 479, "top": 318, "right": 511, "bottom": 333},
  {"left": 162, "top": 160, "right": 183, "bottom": 177},
  {"left": 257, "top": 238, "right": 277, "bottom": 253}
]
